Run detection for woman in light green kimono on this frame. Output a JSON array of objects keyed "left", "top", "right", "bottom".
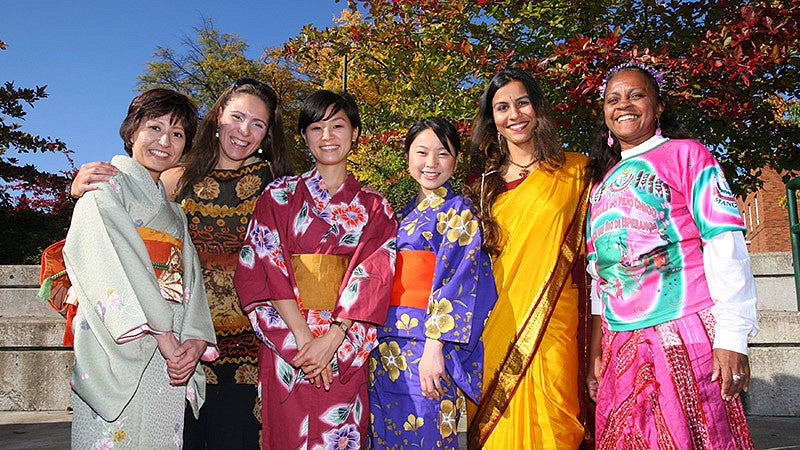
[{"left": 63, "top": 89, "right": 218, "bottom": 449}]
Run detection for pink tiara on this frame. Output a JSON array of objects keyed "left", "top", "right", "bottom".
[{"left": 599, "top": 61, "right": 665, "bottom": 97}]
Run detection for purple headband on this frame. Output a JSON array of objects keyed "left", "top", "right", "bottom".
[{"left": 599, "top": 61, "right": 665, "bottom": 97}]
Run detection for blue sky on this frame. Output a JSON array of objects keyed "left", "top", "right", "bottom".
[{"left": 2, "top": 0, "right": 345, "bottom": 174}]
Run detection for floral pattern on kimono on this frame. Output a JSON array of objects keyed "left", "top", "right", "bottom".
[
  {"left": 235, "top": 168, "right": 397, "bottom": 449},
  {"left": 369, "top": 184, "right": 497, "bottom": 449}
]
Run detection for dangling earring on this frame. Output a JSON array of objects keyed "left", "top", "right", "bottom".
[
  {"left": 607, "top": 130, "right": 614, "bottom": 147},
  {"left": 655, "top": 117, "right": 662, "bottom": 136},
  {"left": 215, "top": 131, "right": 220, "bottom": 138},
  {"left": 497, "top": 133, "right": 504, "bottom": 150}
]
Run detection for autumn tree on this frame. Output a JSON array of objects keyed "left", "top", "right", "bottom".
[
  {"left": 0, "top": 39, "right": 76, "bottom": 263},
  {"left": 286, "top": 0, "right": 800, "bottom": 200},
  {"left": 138, "top": 20, "right": 318, "bottom": 169}
]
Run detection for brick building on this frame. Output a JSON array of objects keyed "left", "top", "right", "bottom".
[{"left": 736, "top": 167, "right": 793, "bottom": 253}]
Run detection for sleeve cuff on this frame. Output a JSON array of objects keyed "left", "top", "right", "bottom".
[{"left": 713, "top": 328, "right": 750, "bottom": 355}]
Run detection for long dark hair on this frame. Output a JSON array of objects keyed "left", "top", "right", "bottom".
[
  {"left": 586, "top": 65, "right": 691, "bottom": 184},
  {"left": 175, "top": 79, "right": 292, "bottom": 201},
  {"left": 465, "top": 68, "right": 564, "bottom": 256}
]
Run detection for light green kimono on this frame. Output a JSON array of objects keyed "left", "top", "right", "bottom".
[{"left": 63, "top": 155, "right": 216, "bottom": 449}]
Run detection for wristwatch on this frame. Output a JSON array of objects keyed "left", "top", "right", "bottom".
[{"left": 330, "top": 319, "right": 349, "bottom": 334}]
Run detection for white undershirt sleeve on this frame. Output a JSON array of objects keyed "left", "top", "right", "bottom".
[
  {"left": 704, "top": 230, "right": 760, "bottom": 355},
  {"left": 587, "top": 260, "right": 603, "bottom": 316}
]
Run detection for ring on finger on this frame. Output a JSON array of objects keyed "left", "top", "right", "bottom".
[{"left": 732, "top": 373, "right": 744, "bottom": 383}]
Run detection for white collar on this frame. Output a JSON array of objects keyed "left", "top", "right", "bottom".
[{"left": 620, "top": 135, "right": 669, "bottom": 160}]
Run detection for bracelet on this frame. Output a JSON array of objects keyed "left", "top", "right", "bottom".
[{"left": 330, "top": 319, "right": 349, "bottom": 334}]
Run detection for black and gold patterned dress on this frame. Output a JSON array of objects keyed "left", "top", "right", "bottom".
[{"left": 181, "top": 160, "right": 272, "bottom": 449}]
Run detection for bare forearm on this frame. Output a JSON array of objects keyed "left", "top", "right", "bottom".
[{"left": 270, "top": 298, "right": 311, "bottom": 338}]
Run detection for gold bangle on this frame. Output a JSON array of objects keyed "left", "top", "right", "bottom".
[{"left": 330, "top": 319, "right": 349, "bottom": 334}]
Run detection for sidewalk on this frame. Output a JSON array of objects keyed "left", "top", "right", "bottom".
[{"left": 1, "top": 411, "right": 799, "bottom": 449}]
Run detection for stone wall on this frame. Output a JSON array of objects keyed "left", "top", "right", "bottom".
[{"left": 0, "top": 266, "right": 72, "bottom": 411}]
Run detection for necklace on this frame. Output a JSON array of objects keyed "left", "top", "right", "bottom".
[{"left": 508, "top": 158, "right": 537, "bottom": 178}]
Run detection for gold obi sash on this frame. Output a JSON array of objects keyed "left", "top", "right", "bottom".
[
  {"left": 291, "top": 254, "right": 351, "bottom": 310},
  {"left": 390, "top": 250, "right": 436, "bottom": 310}
]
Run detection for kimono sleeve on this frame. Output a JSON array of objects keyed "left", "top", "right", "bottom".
[
  {"left": 332, "top": 193, "right": 397, "bottom": 325},
  {"left": 424, "top": 198, "right": 483, "bottom": 344},
  {"left": 235, "top": 181, "right": 296, "bottom": 312},
  {"left": 682, "top": 141, "right": 746, "bottom": 242},
  {"left": 63, "top": 179, "right": 174, "bottom": 343}
]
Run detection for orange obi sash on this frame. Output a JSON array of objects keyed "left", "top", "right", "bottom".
[
  {"left": 390, "top": 250, "right": 436, "bottom": 310},
  {"left": 137, "top": 228, "right": 184, "bottom": 304},
  {"left": 291, "top": 254, "right": 351, "bottom": 311},
  {"left": 38, "top": 227, "right": 183, "bottom": 346}
]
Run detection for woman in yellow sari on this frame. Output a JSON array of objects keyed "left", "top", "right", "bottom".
[{"left": 466, "top": 68, "right": 589, "bottom": 449}]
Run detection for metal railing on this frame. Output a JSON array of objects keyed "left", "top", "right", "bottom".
[{"left": 787, "top": 177, "right": 800, "bottom": 310}]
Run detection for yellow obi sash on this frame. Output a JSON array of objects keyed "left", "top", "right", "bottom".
[
  {"left": 390, "top": 250, "right": 436, "bottom": 310},
  {"left": 291, "top": 254, "right": 351, "bottom": 310}
]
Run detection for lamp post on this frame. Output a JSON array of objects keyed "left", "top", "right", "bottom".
[{"left": 786, "top": 177, "right": 800, "bottom": 310}]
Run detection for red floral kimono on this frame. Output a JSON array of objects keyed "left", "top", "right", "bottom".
[{"left": 235, "top": 168, "right": 396, "bottom": 449}]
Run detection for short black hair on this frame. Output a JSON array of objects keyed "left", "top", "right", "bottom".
[{"left": 298, "top": 90, "right": 361, "bottom": 138}]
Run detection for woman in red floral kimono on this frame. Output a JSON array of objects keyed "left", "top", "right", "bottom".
[{"left": 234, "top": 90, "right": 397, "bottom": 449}]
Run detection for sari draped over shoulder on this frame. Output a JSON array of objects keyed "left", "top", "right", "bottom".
[{"left": 468, "top": 152, "right": 589, "bottom": 449}]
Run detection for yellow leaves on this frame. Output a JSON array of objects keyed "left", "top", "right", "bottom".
[
  {"left": 396, "top": 313, "right": 419, "bottom": 332},
  {"left": 403, "top": 414, "right": 424, "bottom": 432}
]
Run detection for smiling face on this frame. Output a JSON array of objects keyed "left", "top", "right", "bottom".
[
  {"left": 130, "top": 113, "right": 187, "bottom": 183},
  {"left": 407, "top": 128, "right": 457, "bottom": 196},
  {"left": 492, "top": 80, "right": 537, "bottom": 152},
  {"left": 604, "top": 69, "right": 665, "bottom": 150},
  {"left": 216, "top": 93, "right": 270, "bottom": 169},
  {"left": 301, "top": 106, "right": 359, "bottom": 170}
]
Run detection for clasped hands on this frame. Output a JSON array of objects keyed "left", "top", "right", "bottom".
[
  {"left": 155, "top": 331, "right": 206, "bottom": 386},
  {"left": 291, "top": 326, "right": 347, "bottom": 391}
]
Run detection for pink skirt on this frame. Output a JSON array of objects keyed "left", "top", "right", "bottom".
[{"left": 596, "top": 308, "right": 754, "bottom": 449}]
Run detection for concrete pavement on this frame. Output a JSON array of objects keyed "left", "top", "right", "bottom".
[{"left": 1, "top": 411, "right": 799, "bottom": 449}]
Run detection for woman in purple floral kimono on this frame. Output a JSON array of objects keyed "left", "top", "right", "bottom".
[
  {"left": 369, "top": 118, "right": 497, "bottom": 449},
  {"left": 235, "top": 90, "right": 397, "bottom": 449}
]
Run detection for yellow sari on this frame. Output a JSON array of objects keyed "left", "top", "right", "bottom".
[{"left": 468, "top": 152, "right": 589, "bottom": 449}]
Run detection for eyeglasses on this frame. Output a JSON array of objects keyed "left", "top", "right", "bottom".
[{"left": 232, "top": 77, "right": 277, "bottom": 98}]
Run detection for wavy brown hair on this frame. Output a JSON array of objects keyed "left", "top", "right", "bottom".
[
  {"left": 174, "top": 79, "right": 292, "bottom": 201},
  {"left": 465, "top": 68, "right": 564, "bottom": 256},
  {"left": 119, "top": 88, "right": 197, "bottom": 157}
]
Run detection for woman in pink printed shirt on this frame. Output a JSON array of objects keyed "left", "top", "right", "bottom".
[{"left": 585, "top": 62, "right": 758, "bottom": 449}]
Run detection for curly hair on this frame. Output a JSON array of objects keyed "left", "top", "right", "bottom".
[
  {"left": 174, "top": 79, "right": 292, "bottom": 201},
  {"left": 465, "top": 68, "right": 564, "bottom": 256}
]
